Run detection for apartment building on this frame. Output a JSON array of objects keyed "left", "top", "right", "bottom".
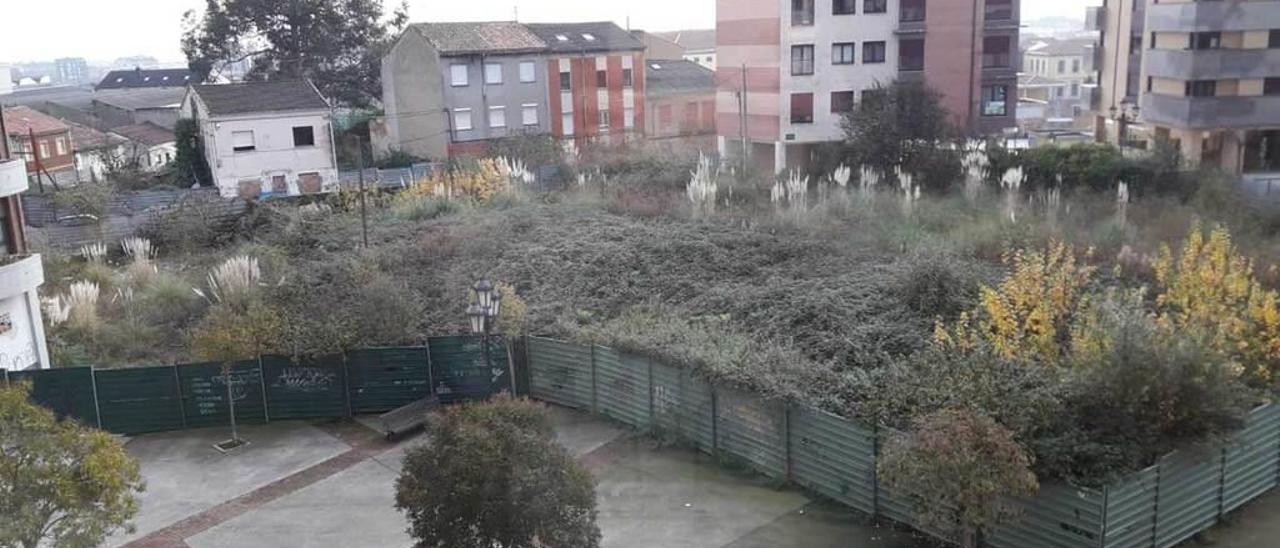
[
  {"left": 524, "top": 23, "right": 646, "bottom": 144},
  {"left": 0, "top": 106, "right": 51, "bottom": 371},
  {"left": 1094, "top": 0, "right": 1280, "bottom": 175},
  {"left": 716, "top": 0, "right": 1020, "bottom": 173},
  {"left": 1021, "top": 38, "right": 1097, "bottom": 119}
]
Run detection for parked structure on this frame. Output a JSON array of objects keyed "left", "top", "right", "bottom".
[
  {"left": 655, "top": 29, "right": 718, "bottom": 69},
  {"left": 112, "top": 122, "right": 178, "bottom": 172},
  {"left": 716, "top": 0, "right": 1021, "bottom": 172},
  {"left": 97, "top": 68, "right": 196, "bottom": 91},
  {"left": 382, "top": 21, "right": 551, "bottom": 159},
  {"left": 54, "top": 57, "right": 90, "bottom": 85},
  {"left": 381, "top": 20, "right": 646, "bottom": 158},
  {"left": 1, "top": 105, "right": 77, "bottom": 187},
  {"left": 1093, "top": 0, "right": 1280, "bottom": 175},
  {"left": 645, "top": 60, "right": 717, "bottom": 139},
  {"left": 181, "top": 79, "right": 339, "bottom": 198},
  {"left": 0, "top": 106, "right": 51, "bottom": 371}
]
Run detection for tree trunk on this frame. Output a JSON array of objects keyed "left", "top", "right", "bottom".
[{"left": 225, "top": 365, "right": 239, "bottom": 442}]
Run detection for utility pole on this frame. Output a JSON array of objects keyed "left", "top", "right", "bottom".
[
  {"left": 740, "top": 62, "right": 749, "bottom": 175},
  {"left": 28, "top": 128, "right": 47, "bottom": 193},
  {"left": 356, "top": 135, "right": 369, "bottom": 248}
]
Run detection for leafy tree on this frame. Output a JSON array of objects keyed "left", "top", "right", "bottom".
[
  {"left": 173, "top": 118, "right": 213, "bottom": 188},
  {"left": 841, "top": 80, "right": 957, "bottom": 190},
  {"left": 190, "top": 301, "right": 282, "bottom": 443},
  {"left": 395, "top": 397, "right": 600, "bottom": 548},
  {"left": 0, "top": 385, "right": 144, "bottom": 548},
  {"left": 181, "top": 0, "right": 409, "bottom": 107},
  {"left": 878, "top": 408, "right": 1038, "bottom": 548}
]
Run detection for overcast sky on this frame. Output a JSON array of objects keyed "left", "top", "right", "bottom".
[{"left": 0, "top": 0, "right": 1101, "bottom": 64}]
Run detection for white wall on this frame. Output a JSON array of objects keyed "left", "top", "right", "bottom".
[
  {"left": 0, "top": 66, "right": 12, "bottom": 96},
  {"left": 0, "top": 292, "right": 46, "bottom": 371},
  {"left": 779, "top": 0, "right": 900, "bottom": 144},
  {"left": 199, "top": 110, "right": 338, "bottom": 198}
]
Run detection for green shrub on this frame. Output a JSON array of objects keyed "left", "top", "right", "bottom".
[{"left": 892, "top": 248, "right": 979, "bottom": 318}]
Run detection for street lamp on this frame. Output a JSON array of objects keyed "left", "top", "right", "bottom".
[
  {"left": 1110, "top": 103, "right": 1141, "bottom": 155},
  {"left": 467, "top": 279, "right": 504, "bottom": 384}
]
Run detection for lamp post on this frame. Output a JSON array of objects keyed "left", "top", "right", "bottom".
[{"left": 467, "top": 278, "right": 503, "bottom": 374}]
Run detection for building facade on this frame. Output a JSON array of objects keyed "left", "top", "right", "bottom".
[
  {"left": 646, "top": 60, "right": 718, "bottom": 139},
  {"left": 0, "top": 106, "right": 51, "bottom": 371},
  {"left": 1021, "top": 38, "right": 1097, "bottom": 120},
  {"left": 1091, "top": 0, "right": 1148, "bottom": 148},
  {"left": 656, "top": 30, "right": 719, "bottom": 69},
  {"left": 2, "top": 106, "right": 77, "bottom": 187},
  {"left": 716, "top": 0, "right": 1020, "bottom": 173},
  {"left": 525, "top": 23, "right": 647, "bottom": 145},
  {"left": 182, "top": 80, "right": 339, "bottom": 199},
  {"left": 55, "top": 58, "right": 90, "bottom": 85}
]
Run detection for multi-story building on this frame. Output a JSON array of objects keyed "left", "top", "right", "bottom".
[
  {"left": 2, "top": 106, "right": 77, "bottom": 188},
  {"left": 1091, "top": 0, "right": 1148, "bottom": 148},
  {"left": 0, "top": 106, "right": 51, "bottom": 371},
  {"left": 381, "top": 21, "right": 645, "bottom": 159},
  {"left": 716, "top": 0, "right": 1020, "bottom": 173},
  {"left": 54, "top": 58, "right": 90, "bottom": 85},
  {"left": 1094, "top": 0, "right": 1280, "bottom": 174},
  {"left": 645, "top": 59, "right": 717, "bottom": 139},
  {"left": 1021, "top": 38, "right": 1096, "bottom": 119}
]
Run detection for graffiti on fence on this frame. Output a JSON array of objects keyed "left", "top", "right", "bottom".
[
  {"left": 272, "top": 367, "right": 337, "bottom": 394},
  {"left": 653, "top": 385, "right": 675, "bottom": 416},
  {"left": 192, "top": 370, "right": 256, "bottom": 416}
]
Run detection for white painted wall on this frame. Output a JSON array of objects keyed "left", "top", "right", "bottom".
[
  {"left": 779, "top": 0, "right": 900, "bottom": 144},
  {"left": 0, "top": 66, "right": 12, "bottom": 96},
  {"left": 0, "top": 254, "right": 49, "bottom": 371}
]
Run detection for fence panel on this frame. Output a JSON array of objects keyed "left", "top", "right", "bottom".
[
  {"left": 788, "top": 407, "right": 877, "bottom": 514},
  {"left": 594, "top": 349, "right": 651, "bottom": 429},
  {"left": 176, "top": 361, "right": 267, "bottom": 429},
  {"left": 1222, "top": 403, "right": 1280, "bottom": 514},
  {"left": 651, "top": 361, "right": 716, "bottom": 454},
  {"left": 1102, "top": 466, "right": 1159, "bottom": 548},
  {"left": 429, "top": 336, "right": 509, "bottom": 404},
  {"left": 527, "top": 338, "right": 593, "bottom": 409},
  {"left": 95, "top": 366, "right": 185, "bottom": 434},
  {"left": 7, "top": 367, "right": 98, "bottom": 425},
  {"left": 262, "top": 355, "right": 348, "bottom": 420},
  {"left": 716, "top": 387, "right": 787, "bottom": 479},
  {"left": 346, "top": 347, "right": 431, "bottom": 414},
  {"left": 1153, "top": 451, "right": 1223, "bottom": 547},
  {"left": 987, "top": 485, "right": 1104, "bottom": 548}
]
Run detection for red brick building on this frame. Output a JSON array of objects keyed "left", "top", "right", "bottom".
[
  {"left": 2, "top": 106, "right": 76, "bottom": 187},
  {"left": 525, "top": 23, "right": 647, "bottom": 144}
]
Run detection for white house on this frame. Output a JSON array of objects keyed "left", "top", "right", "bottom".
[
  {"left": 0, "top": 107, "right": 50, "bottom": 371},
  {"left": 181, "top": 80, "right": 339, "bottom": 198},
  {"left": 112, "top": 122, "right": 178, "bottom": 172}
]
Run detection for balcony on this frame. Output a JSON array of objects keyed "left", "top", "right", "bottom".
[
  {"left": 0, "top": 158, "right": 29, "bottom": 197},
  {"left": 1145, "top": 48, "right": 1280, "bottom": 81},
  {"left": 1148, "top": 2, "right": 1280, "bottom": 33},
  {"left": 1085, "top": 6, "right": 1105, "bottom": 32},
  {"left": 0, "top": 254, "right": 44, "bottom": 300},
  {"left": 1140, "top": 93, "right": 1280, "bottom": 130}
]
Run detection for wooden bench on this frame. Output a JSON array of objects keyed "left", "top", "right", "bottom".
[{"left": 377, "top": 395, "right": 440, "bottom": 439}]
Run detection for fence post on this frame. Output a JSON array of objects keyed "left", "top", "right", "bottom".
[
  {"left": 710, "top": 386, "right": 719, "bottom": 456},
  {"left": 1151, "top": 462, "right": 1163, "bottom": 547},
  {"left": 590, "top": 345, "right": 598, "bottom": 414},
  {"left": 1218, "top": 447, "right": 1229, "bottom": 520},
  {"left": 258, "top": 357, "right": 271, "bottom": 423},
  {"left": 89, "top": 366, "right": 103, "bottom": 429},
  {"left": 425, "top": 340, "right": 436, "bottom": 399},
  {"left": 173, "top": 365, "right": 187, "bottom": 429},
  {"left": 647, "top": 357, "right": 656, "bottom": 434},
  {"left": 783, "top": 405, "right": 793, "bottom": 482},
  {"left": 341, "top": 353, "right": 354, "bottom": 418},
  {"left": 1098, "top": 486, "right": 1109, "bottom": 548},
  {"left": 506, "top": 339, "right": 517, "bottom": 396},
  {"left": 523, "top": 335, "right": 533, "bottom": 398}
]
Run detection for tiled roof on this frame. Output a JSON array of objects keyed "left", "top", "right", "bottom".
[
  {"left": 93, "top": 88, "right": 187, "bottom": 111},
  {"left": 2, "top": 105, "right": 70, "bottom": 137},
  {"left": 190, "top": 80, "right": 330, "bottom": 117},
  {"left": 654, "top": 29, "right": 716, "bottom": 51},
  {"left": 646, "top": 60, "right": 715, "bottom": 97},
  {"left": 524, "top": 22, "right": 645, "bottom": 54},
  {"left": 112, "top": 122, "right": 176, "bottom": 147},
  {"left": 410, "top": 22, "right": 547, "bottom": 55},
  {"left": 97, "top": 68, "right": 196, "bottom": 90},
  {"left": 67, "top": 122, "right": 127, "bottom": 151}
]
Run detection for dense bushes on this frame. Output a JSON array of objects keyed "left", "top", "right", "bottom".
[{"left": 988, "top": 142, "right": 1187, "bottom": 196}]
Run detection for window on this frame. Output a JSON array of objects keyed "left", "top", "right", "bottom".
[
  {"left": 485, "top": 63, "right": 503, "bottom": 85},
  {"left": 582, "top": 33, "right": 596, "bottom": 41},
  {"left": 560, "top": 72, "right": 572, "bottom": 91},
  {"left": 983, "top": 36, "right": 1010, "bottom": 68},
  {"left": 597, "top": 70, "right": 608, "bottom": 88},
  {"left": 1191, "top": 32, "right": 1221, "bottom": 50},
  {"left": 792, "top": 0, "right": 814, "bottom": 26},
  {"left": 1130, "top": 34, "right": 1142, "bottom": 55},
  {"left": 622, "top": 68, "right": 634, "bottom": 87},
  {"left": 864, "top": 0, "right": 886, "bottom": 14},
  {"left": 624, "top": 107, "right": 635, "bottom": 129},
  {"left": 900, "top": 39, "right": 925, "bottom": 71},
  {"left": 985, "top": 0, "right": 1012, "bottom": 20},
  {"left": 0, "top": 201, "right": 10, "bottom": 255},
  {"left": 454, "top": 108, "right": 473, "bottom": 131},
  {"left": 791, "top": 93, "right": 814, "bottom": 124},
  {"left": 833, "top": 42, "right": 856, "bottom": 65},
  {"left": 1072, "top": 59, "right": 1081, "bottom": 73},
  {"left": 489, "top": 106, "right": 506, "bottom": 128},
  {"left": 1185, "top": 80, "right": 1216, "bottom": 97},
  {"left": 1058, "top": 60, "right": 1066, "bottom": 73},
  {"left": 1271, "top": 30, "right": 1280, "bottom": 49},
  {"left": 555, "top": 34, "right": 569, "bottom": 42},
  {"left": 522, "top": 103, "right": 539, "bottom": 126},
  {"left": 598, "top": 109, "right": 611, "bottom": 130},
  {"left": 1266, "top": 78, "right": 1280, "bottom": 96},
  {"left": 982, "top": 85, "right": 1008, "bottom": 116},
  {"left": 831, "top": 91, "right": 855, "bottom": 113},
  {"left": 834, "top": 0, "right": 856, "bottom": 15},
  {"left": 1071, "top": 82, "right": 1079, "bottom": 97},
  {"left": 450, "top": 64, "right": 469, "bottom": 86},
  {"left": 863, "top": 41, "right": 886, "bottom": 63},
  {"left": 55, "top": 137, "right": 67, "bottom": 156},
  {"left": 562, "top": 112, "right": 575, "bottom": 136},
  {"left": 901, "top": 0, "right": 926, "bottom": 23},
  {"left": 519, "top": 61, "right": 537, "bottom": 83},
  {"left": 292, "top": 126, "right": 315, "bottom": 147},
  {"left": 232, "top": 131, "right": 255, "bottom": 152},
  {"left": 791, "top": 45, "right": 815, "bottom": 75},
  {"left": 38, "top": 141, "right": 49, "bottom": 159}
]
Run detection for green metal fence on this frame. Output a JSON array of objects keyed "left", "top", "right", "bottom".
[
  {"left": 524, "top": 337, "right": 1280, "bottom": 548},
  {"left": 2, "top": 337, "right": 509, "bottom": 436}
]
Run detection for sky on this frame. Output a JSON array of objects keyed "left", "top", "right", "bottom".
[{"left": 0, "top": 0, "right": 1101, "bottom": 65}]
